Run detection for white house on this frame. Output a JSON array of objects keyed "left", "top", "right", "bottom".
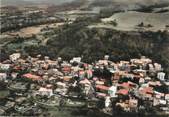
[
  {"left": 149, "top": 64, "right": 154, "bottom": 71},
  {"left": 154, "top": 63, "right": 162, "bottom": 71},
  {"left": 159, "top": 100, "right": 167, "bottom": 105},
  {"left": 9, "top": 53, "right": 21, "bottom": 62},
  {"left": 11, "top": 72, "right": 18, "bottom": 79},
  {"left": 55, "top": 82, "right": 67, "bottom": 95},
  {"left": 165, "top": 94, "right": 169, "bottom": 101},
  {"left": 0, "top": 73, "right": 7, "bottom": 81},
  {"left": 108, "top": 86, "right": 117, "bottom": 97},
  {"left": 71, "top": 57, "right": 81, "bottom": 63},
  {"left": 104, "top": 55, "right": 109, "bottom": 60},
  {"left": 56, "top": 82, "right": 66, "bottom": 89},
  {"left": 105, "top": 96, "right": 111, "bottom": 108},
  {"left": 157, "top": 72, "right": 165, "bottom": 81},
  {"left": 38, "top": 87, "right": 53, "bottom": 97},
  {"left": 0, "top": 64, "right": 10, "bottom": 70}
]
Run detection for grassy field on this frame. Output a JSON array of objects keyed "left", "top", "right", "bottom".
[{"left": 89, "top": 11, "right": 169, "bottom": 32}]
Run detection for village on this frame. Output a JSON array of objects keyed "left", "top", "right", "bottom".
[{"left": 0, "top": 53, "right": 169, "bottom": 116}]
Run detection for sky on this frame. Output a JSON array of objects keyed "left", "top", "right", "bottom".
[
  {"left": 23, "top": 0, "right": 76, "bottom": 4},
  {"left": 1, "top": 0, "right": 77, "bottom": 6}
]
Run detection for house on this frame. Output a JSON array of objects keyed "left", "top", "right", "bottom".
[
  {"left": 38, "top": 87, "right": 53, "bottom": 97},
  {"left": 79, "top": 79, "right": 92, "bottom": 96},
  {"left": 139, "top": 77, "right": 145, "bottom": 84},
  {"left": 79, "top": 78, "right": 91, "bottom": 85},
  {"left": 130, "top": 59, "right": 143, "bottom": 65},
  {"left": 154, "top": 63, "right": 162, "bottom": 71},
  {"left": 79, "top": 70, "right": 86, "bottom": 79},
  {"left": 9, "top": 53, "right": 21, "bottom": 62},
  {"left": 108, "top": 86, "right": 117, "bottom": 97},
  {"left": 96, "top": 92, "right": 107, "bottom": 98},
  {"left": 149, "top": 64, "right": 155, "bottom": 72},
  {"left": 159, "top": 99, "right": 167, "bottom": 105},
  {"left": 129, "top": 98, "right": 138, "bottom": 108},
  {"left": 157, "top": 72, "right": 165, "bottom": 81},
  {"left": 139, "top": 87, "right": 154, "bottom": 99},
  {"left": 113, "top": 72, "right": 120, "bottom": 81},
  {"left": 95, "top": 80, "right": 105, "bottom": 85},
  {"left": 153, "top": 98, "right": 160, "bottom": 106},
  {"left": 118, "top": 81, "right": 136, "bottom": 89},
  {"left": 117, "top": 89, "right": 129, "bottom": 95},
  {"left": 98, "top": 60, "right": 108, "bottom": 66},
  {"left": 96, "top": 85, "right": 109, "bottom": 93},
  {"left": 23, "top": 73, "right": 42, "bottom": 81},
  {"left": 86, "top": 69, "right": 93, "bottom": 79},
  {"left": 139, "top": 87, "right": 153, "bottom": 94},
  {"left": 11, "top": 72, "right": 18, "bottom": 79},
  {"left": 56, "top": 82, "right": 66, "bottom": 89},
  {"left": 62, "top": 65, "right": 71, "bottom": 74},
  {"left": 0, "top": 64, "right": 10, "bottom": 70},
  {"left": 133, "top": 69, "right": 146, "bottom": 75},
  {"left": 140, "top": 56, "right": 152, "bottom": 64},
  {"left": 116, "top": 102, "right": 129, "bottom": 112},
  {"left": 0, "top": 73, "right": 7, "bottom": 81},
  {"left": 71, "top": 57, "right": 81, "bottom": 63},
  {"left": 165, "top": 94, "right": 169, "bottom": 101},
  {"left": 63, "top": 76, "right": 72, "bottom": 82},
  {"left": 8, "top": 82, "right": 28, "bottom": 92},
  {"left": 105, "top": 96, "right": 111, "bottom": 107},
  {"left": 119, "top": 61, "right": 130, "bottom": 71},
  {"left": 148, "top": 81, "right": 162, "bottom": 87},
  {"left": 155, "top": 93, "right": 164, "bottom": 99},
  {"left": 104, "top": 55, "right": 109, "bottom": 60},
  {"left": 55, "top": 82, "right": 67, "bottom": 94}
]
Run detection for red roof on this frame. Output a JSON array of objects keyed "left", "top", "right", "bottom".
[
  {"left": 84, "top": 63, "right": 88, "bottom": 68},
  {"left": 117, "top": 89, "right": 129, "bottom": 95},
  {"left": 79, "top": 70, "right": 85, "bottom": 75},
  {"left": 23, "top": 73, "right": 42, "bottom": 81},
  {"left": 140, "top": 87, "right": 153, "bottom": 94},
  {"left": 119, "top": 83, "right": 130, "bottom": 88},
  {"left": 96, "top": 85, "right": 109, "bottom": 91},
  {"left": 118, "top": 82, "right": 136, "bottom": 88},
  {"left": 96, "top": 92, "right": 107, "bottom": 97}
]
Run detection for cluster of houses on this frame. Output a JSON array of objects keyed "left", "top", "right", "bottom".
[{"left": 0, "top": 53, "right": 169, "bottom": 116}]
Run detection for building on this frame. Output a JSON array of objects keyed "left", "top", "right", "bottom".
[
  {"left": 0, "top": 73, "right": 7, "bottom": 81},
  {"left": 157, "top": 72, "right": 165, "bottom": 81},
  {"left": 22, "top": 73, "right": 42, "bottom": 81},
  {"left": 0, "top": 64, "right": 10, "bottom": 70},
  {"left": 9, "top": 53, "right": 21, "bottom": 62},
  {"left": 108, "top": 86, "right": 117, "bottom": 97},
  {"left": 38, "top": 87, "right": 53, "bottom": 97}
]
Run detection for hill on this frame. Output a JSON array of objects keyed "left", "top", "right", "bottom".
[{"left": 18, "top": 17, "right": 169, "bottom": 77}]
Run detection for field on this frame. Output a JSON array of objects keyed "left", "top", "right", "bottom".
[
  {"left": 89, "top": 11, "right": 169, "bottom": 32},
  {"left": 3, "top": 23, "right": 64, "bottom": 37}
]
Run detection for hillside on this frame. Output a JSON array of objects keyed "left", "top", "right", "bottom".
[
  {"left": 1, "top": 0, "right": 169, "bottom": 78},
  {"left": 90, "top": 11, "right": 169, "bottom": 32},
  {"left": 18, "top": 17, "right": 169, "bottom": 77}
]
